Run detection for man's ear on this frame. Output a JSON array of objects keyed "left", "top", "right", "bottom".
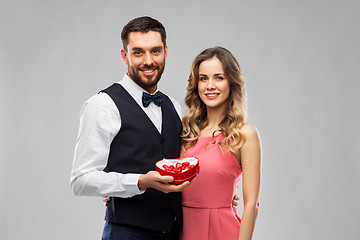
[
  {"left": 164, "top": 45, "right": 168, "bottom": 61},
  {"left": 121, "top": 48, "right": 128, "bottom": 65}
]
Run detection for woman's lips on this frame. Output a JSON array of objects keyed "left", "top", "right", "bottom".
[{"left": 205, "top": 93, "right": 219, "bottom": 99}]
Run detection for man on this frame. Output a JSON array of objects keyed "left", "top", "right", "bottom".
[{"left": 70, "top": 16, "right": 189, "bottom": 240}]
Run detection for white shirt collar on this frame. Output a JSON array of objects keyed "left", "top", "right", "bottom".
[{"left": 118, "top": 74, "right": 160, "bottom": 106}]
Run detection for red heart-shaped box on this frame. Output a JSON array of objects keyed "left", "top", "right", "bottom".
[{"left": 155, "top": 157, "right": 200, "bottom": 184}]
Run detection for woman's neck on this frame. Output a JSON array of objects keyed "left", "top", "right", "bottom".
[{"left": 201, "top": 107, "right": 226, "bottom": 136}]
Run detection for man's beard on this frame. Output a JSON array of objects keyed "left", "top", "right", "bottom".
[{"left": 128, "top": 63, "right": 165, "bottom": 91}]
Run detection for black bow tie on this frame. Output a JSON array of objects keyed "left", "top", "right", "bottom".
[{"left": 142, "top": 91, "right": 163, "bottom": 107}]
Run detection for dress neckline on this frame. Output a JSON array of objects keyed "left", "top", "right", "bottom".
[{"left": 198, "top": 133, "right": 223, "bottom": 139}]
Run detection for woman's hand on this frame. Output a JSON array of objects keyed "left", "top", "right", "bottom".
[{"left": 103, "top": 196, "right": 111, "bottom": 207}]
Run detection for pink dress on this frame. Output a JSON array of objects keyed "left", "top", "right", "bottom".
[{"left": 181, "top": 134, "right": 242, "bottom": 240}]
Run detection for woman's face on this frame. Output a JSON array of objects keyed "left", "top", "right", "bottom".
[{"left": 197, "top": 57, "right": 230, "bottom": 111}]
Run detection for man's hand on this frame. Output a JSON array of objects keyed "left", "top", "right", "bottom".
[
  {"left": 232, "top": 194, "right": 240, "bottom": 208},
  {"left": 138, "top": 170, "right": 190, "bottom": 193}
]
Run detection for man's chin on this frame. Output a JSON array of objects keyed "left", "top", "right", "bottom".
[
  {"left": 140, "top": 72, "right": 160, "bottom": 82},
  {"left": 128, "top": 70, "right": 163, "bottom": 90},
  {"left": 139, "top": 73, "right": 161, "bottom": 86},
  {"left": 134, "top": 78, "right": 159, "bottom": 91}
]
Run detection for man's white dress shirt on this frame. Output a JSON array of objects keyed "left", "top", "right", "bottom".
[{"left": 70, "top": 74, "right": 182, "bottom": 198}]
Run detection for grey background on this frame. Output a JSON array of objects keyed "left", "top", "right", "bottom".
[{"left": 1, "top": 0, "right": 359, "bottom": 239}]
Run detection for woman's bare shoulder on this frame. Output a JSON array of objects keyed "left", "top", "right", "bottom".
[{"left": 240, "top": 123, "right": 260, "bottom": 140}]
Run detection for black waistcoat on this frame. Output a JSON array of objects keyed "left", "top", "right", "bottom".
[{"left": 100, "top": 83, "right": 182, "bottom": 232}]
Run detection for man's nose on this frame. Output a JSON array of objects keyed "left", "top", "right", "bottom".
[{"left": 143, "top": 52, "right": 154, "bottom": 66}]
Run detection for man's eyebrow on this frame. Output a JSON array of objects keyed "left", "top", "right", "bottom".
[
  {"left": 130, "top": 46, "right": 163, "bottom": 51},
  {"left": 130, "top": 47, "right": 144, "bottom": 51},
  {"left": 151, "top": 46, "right": 163, "bottom": 50}
]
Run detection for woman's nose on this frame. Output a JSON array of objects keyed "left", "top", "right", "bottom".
[{"left": 206, "top": 79, "right": 215, "bottom": 89}]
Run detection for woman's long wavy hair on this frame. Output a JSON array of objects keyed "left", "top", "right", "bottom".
[{"left": 181, "top": 46, "right": 247, "bottom": 155}]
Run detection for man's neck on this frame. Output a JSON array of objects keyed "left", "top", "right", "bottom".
[{"left": 126, "top": 72, "right": 158, "bottom": 94}]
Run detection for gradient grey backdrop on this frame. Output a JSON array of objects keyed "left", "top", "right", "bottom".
[{"left": 1, "top": 0, "right": 359, "bottom": 239}]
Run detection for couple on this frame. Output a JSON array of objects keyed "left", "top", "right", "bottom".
[{"left": 70, "top": 16, "right": 261, "bottom": 240}]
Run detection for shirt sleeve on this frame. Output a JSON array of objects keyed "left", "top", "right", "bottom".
[
  {"left": 168, "top": 95, "right": 183, "bottom": 119},
  {"left": 70, "top": 93, "right": 145, "bottom": 198}
]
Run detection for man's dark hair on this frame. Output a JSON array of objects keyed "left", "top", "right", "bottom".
[{"left": 121, "top": 16, "right": 167, "bottom": 50}]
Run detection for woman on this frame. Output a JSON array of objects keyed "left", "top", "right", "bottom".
[{"left": 180, "top": 46, "right": 261, "bottom": 240}]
